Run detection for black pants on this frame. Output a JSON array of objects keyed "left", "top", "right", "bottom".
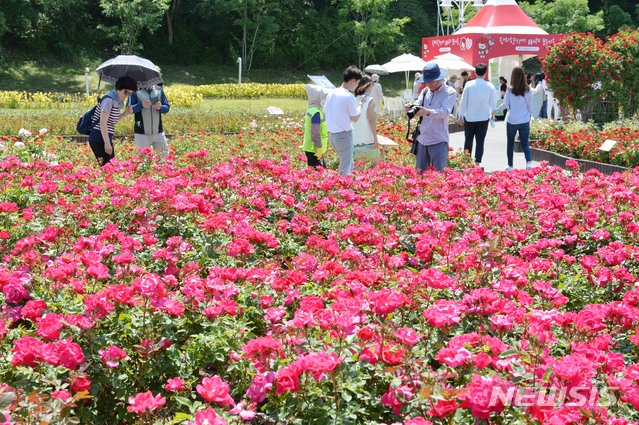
[
  {"left": 305, "top": 151, "right": 325, "bottom": 168},
  {"left": 89, "top": 129, "right": 115, "bottom": 167},
  {"left": 463, "top": 119, "right": 489, "bottom": 163}
]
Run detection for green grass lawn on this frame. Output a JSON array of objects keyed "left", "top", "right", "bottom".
[
  {"left": 200, "top": 98, "right": 307, "bottom": 113},
  {"left": 0, "top": 62, "right": 411, "bottom": 97}
]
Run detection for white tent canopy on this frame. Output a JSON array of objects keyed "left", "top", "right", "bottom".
[
  {"left": 428, "top": 53, "right": 475, "bottom": 77},
  {"left": 382, "top": 53, "right": 428, "bottom": 90},
  {"left": 364, "top": 64, "right": 389, "bottom": 75}
]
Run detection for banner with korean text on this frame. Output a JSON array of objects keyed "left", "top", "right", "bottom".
[{"left": 423, "top": 34, "right": 563, "bottom": 66}]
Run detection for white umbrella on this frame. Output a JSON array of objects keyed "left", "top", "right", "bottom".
[
  {"left": 430, "top": 53, "right": 475, "bottom": 76},
  {"left": 96, "top": 55, "right": 163, "bottom": 89},
  {"left": 382, "top": 53, "right": 428, "bottom": 90},
  {"left": 364, "top": 64, "right": 389, "bottom": 75}
]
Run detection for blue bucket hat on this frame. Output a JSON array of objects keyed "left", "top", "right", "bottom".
[{"left": 421, "top": 63, "right": 448, "bottom": 83}]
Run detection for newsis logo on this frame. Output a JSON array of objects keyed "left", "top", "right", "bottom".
[{"left": 489, "top": 385, "right": 619, "bottom": 408}]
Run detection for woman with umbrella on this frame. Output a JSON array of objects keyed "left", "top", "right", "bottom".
[{"left": 88, "top": 76, "right": 137, "bottom": 166}]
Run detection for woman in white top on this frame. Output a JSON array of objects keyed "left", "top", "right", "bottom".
[
  {"left": 530, "top": 73, "right": 544, "bottom": 120},
  {"left": 352, "top": 75, "right": 381, "bottom": 168},
  {"left": 370, "top": 74, "right": 384, "bottom": 114},
  {"left": 493, "top": 66, "right": 533, "bottom": 171}
]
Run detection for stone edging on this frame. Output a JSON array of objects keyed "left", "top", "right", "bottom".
[
  {"left": 59, "top": 126, "right": 462, "bottom": 144},
  {"left": 515, "top": 140, "right": 628, "bottom": 175},
  {"left": 59, "top": 133, "right": 236, "bottom": 143}
]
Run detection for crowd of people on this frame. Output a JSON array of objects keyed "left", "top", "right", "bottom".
[
  {"left": 301, "top": 61, "right": 554, "bottom": 175},
  {"left": 86, "top": 63, "right": 547, "bottom": 174}
]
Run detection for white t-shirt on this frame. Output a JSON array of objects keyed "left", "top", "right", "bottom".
[{"left": 324, "top": 87, "right": 359, "bottom": 133}]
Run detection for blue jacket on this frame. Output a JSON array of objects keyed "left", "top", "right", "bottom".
[{"left": 129, "top": 87, "right": 170, "bottom": 135}]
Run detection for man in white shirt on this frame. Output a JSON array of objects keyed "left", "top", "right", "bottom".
[
  {"left": 324, "top": 65, "right": 364, "bottom": 176},
  {"left": 457, "top": 63, "right": 496, "bottom": 168}
]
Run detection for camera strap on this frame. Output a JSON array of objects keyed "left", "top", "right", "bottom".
[{"left": 406, "top": 94, "right": 426, "bottom": 140}]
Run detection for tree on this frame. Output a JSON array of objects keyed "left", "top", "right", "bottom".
[
  {"left": 520, "top": 0, "right": 604, "bottom": 34},
  {"left": 165, "top": 0, "right": 179, "bottom": 45},
  {"left": 389, "top": 0, "right": 436, "bottom": 50},
  {"left": 100, "top": 0, "right": 171, "bottom": 54},
  {"left": 195, "top": 0, "right": 281, "bottom": 73},
  {"left": 589, "top": 0, "right": 639, "bottom": 29},
  {"left": 335, "top": 0, "right": 409, "bottom": 69},
  {"left": 0, "top": 0, "right": 99, "bottom": 60},
  {"left": 603, "top": 5, "right": 633, "bottom": 35},
  {"left": 236, "top": 0, "right": 281, "bottom": 72},
  {"left": 266, "top": 0, "right": 346, "bottom": 70}
]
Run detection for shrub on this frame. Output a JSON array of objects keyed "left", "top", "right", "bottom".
[
  {"left": 543, "top": 32, "right": 622, "bottom": 119},
  {"left": 605, "top": 28, "right": 639, "bottom": 117},
  {"left": 192, "top": 83, "right": 306, "bottom": 99}
]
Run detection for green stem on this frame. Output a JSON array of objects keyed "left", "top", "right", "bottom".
[{"left": 332, "top": 370, "right": 340, "bottom": 416}]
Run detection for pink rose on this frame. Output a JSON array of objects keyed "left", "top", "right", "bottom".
[
  {"left": 246, "top": 372, "right": 274, "bottom": 403},
  {"left": 275, "top": 367, "right": 300, "bottom": 395},
  {"left": 55, "top": 338, "right": 85, "bottom": 370},
  {"left": 51, "top": 389, "right": 72, "bottom": 402},
  {"left": 394, "top": 327, "right": 423, "bottom": 345},
  {"left": 189, "top": 408, "right": 226, "bottom": 425},
  {"left": 98, "top": 345, "right": 127, "bottom": 368},
  {"left": 197, "top": 376, "right": 234, "bottom": 407},
  {"left": 127, "top": 391, "right": 166, "bottom": 414},
  {"left": 165, "top": 377, "right": 186, "bottom": 392}
]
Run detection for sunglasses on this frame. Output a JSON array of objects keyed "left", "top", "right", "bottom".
[{"left": 123, "top": 89, "right": 133, "bottom": 96}]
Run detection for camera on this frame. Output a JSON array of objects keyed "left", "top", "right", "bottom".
[{"left": 406, "top": 104, "right": 419, "bottom": 120}]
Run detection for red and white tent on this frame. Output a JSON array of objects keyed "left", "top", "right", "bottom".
[
  {"left": 422, "top": 0, "right": 561, "bottom": 66},
  {"left": 455, "top": 0, "right": 547, "bottom": 35}
]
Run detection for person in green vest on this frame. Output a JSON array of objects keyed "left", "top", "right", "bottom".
[{"left": 302, "top": 84, "right": 330, "bottom": 167}]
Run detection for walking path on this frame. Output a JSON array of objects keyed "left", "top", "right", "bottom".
[{"left": 449, "top": 119, "right": 538, "bottom": 173}]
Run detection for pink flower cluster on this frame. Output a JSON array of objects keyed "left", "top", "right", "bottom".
[{"left": 3, "top": 147, "right": 639, "bottom": 424}]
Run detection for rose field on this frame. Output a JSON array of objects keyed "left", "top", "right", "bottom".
[{"left": 1, "top": 110, "right": 639, "bottom": 425}]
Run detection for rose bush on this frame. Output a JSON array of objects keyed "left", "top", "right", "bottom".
[
  {"left": 529, "top": 119, "right": 639, "bottom": 168},
  {"left": 543, "top": 32, "right": 622, "bottom": 119},
  {"left": 0, "top": 116, "right": 639, "bottom": 425},
  {"left": 605, "top": 28, "right": 639, "bottom": 117}
]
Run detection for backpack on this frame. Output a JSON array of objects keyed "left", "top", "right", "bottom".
[{"left": 76, "top": 96, "right": 102, "bottom": 135}]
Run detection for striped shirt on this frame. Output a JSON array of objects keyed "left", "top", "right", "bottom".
[{"left": 92, "top": 91, "right": 123, "bottom": 135}]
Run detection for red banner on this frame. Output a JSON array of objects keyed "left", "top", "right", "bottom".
[{"left": 422, "top": 34, "right": 563, "bottom": 66}]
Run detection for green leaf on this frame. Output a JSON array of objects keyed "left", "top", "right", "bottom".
[
  {"left": 499, "top": 349, "right": 519, "bottom": 358},
  {"left": 0, "top": 392, "right": 15, "bottom": 410},
  {"left": 173, "top": 396, "right": 193, "bottom": 409},
  {"left": 172, "top": 412, "right": 193, "bottom": 422}
]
